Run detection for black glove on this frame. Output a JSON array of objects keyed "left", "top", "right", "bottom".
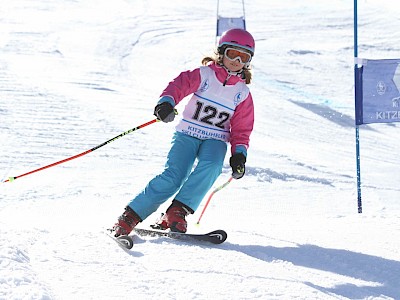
[
  {"left": 154, "top": 102, "right": 175, "bottom": 123},
  {"left": 229, "top": 153, "right": 246, "bottom": 179}
]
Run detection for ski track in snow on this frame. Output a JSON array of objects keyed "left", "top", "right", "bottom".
[{"left": 1, "top": 0, "right": 400, "bottom": 299}]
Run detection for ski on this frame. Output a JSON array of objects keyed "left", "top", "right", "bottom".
[
  {"left": 106, "top": 232, "right": 134, "bottom": 250},
  {"left": 133, "top": 228, "right": 227, "bottom": 244}
]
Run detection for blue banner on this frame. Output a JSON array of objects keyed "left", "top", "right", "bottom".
[
  {"left": 356, "top": 58, "right": 400, "bottom": 125},
  {"left": 216, "top": 17, "right": 246, "bottom": 36}
]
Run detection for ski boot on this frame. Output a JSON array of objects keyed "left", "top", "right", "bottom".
[
  {"left": 152, "top": 200, "right": 193, "bottom": 233},
  {"left": 112, "top": 206, "right": 141, "bottom": 237}
]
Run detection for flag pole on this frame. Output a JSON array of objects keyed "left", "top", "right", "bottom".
[{"left": 354, "top": 0, "right": 363, "bottom": 213}]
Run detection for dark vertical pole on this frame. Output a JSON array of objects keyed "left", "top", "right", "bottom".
[{"left": 354, "top": 0, "right": 363, "bottom": 213}]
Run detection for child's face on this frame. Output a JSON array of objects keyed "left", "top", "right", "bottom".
[{"left": 222, "top": 55, "right": 245, "bottom": 72}]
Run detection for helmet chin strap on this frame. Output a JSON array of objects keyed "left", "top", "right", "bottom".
[
  {"left": 219, "top": 63, "right": 245, "bottom": 86},
  {"left": 219, "top": 62, "right": 244, "bottom": 77}
]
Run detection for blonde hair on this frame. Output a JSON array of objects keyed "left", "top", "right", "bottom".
[{"left": 201, "top": 51, "right": 253, "bottom": 84}]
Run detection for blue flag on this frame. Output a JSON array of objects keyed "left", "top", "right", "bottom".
[{"left": 355, "top": 58, "right": 400, "bottom": 125}]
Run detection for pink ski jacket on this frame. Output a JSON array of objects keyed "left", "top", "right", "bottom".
[{"left": 160, "top": 62, "right": 254, "bottom": 155}]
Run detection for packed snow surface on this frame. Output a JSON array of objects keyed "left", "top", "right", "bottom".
[{"left": 1, "top": 0, "right": 399, "bottom": 299}]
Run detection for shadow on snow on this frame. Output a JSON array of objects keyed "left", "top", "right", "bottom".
[{"left": 224, "top": 242, "right": 400, "bottom": 299}]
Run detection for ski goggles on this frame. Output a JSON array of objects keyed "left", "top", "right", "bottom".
[{"left": 224, "top": 47, "right": 252, "bottom": 64}]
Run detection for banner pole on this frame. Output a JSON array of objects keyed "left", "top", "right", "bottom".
[{"left": 354, "top": 0, "right": 363, "bottom": 213}]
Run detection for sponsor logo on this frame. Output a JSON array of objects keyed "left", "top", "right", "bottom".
[
  {"left": 199, "top": 80, "right": 209, "bottom": 92},
  {"left": 376, "top": 81, "right": 386, "bottom": 95},
  {"left": 209, "top": 233, "right": 225, "bottom": 240},
  {"left": 182, "top": 126, "right": 228, "bottom": 141},
  {"left": 234, "top": 92, "right": 242, "bottom": 106},
  {"left": 392, "top": 96, "right": 400, "bottom": 108},
  {"left": 376, "top": 110, "right": 400, "bottom": 120}
]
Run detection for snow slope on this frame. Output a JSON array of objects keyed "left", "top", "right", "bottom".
[{"left": 1, "top": 0, "right": 400, "bottom": 299}]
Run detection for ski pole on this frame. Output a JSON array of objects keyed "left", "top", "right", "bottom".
[
  {"left": 2, "top": 118, "right": 159, "bottom": 184},
  {"left": 196, "top": 176, "right": 233, "bottom": 225}
]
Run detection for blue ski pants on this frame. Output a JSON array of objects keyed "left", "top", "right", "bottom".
[{"left": 127, "top": 132, "right": 227, "bottom": 220}]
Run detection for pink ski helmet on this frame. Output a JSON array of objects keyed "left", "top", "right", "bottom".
[{"left": 218, "top": 28, "right": 255, "bottom": 56}]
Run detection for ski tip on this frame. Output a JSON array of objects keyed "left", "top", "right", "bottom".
[
  {"left": 117, "top": 235, "right": 134, "bottom": 249},
  {"left": 104, "top": 230, "right": 134, "bottom": 250},
  {"left": 207, "top": 230, "right": 227, "bottom": 244}
]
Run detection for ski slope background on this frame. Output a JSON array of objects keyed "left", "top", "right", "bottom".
[{"left": 1, "top": 0, "right": 400, "bottom": 299}]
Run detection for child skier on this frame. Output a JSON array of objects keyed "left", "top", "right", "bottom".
[{"left": 111, "top": 28, "right": 255, "bottom": 236}]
